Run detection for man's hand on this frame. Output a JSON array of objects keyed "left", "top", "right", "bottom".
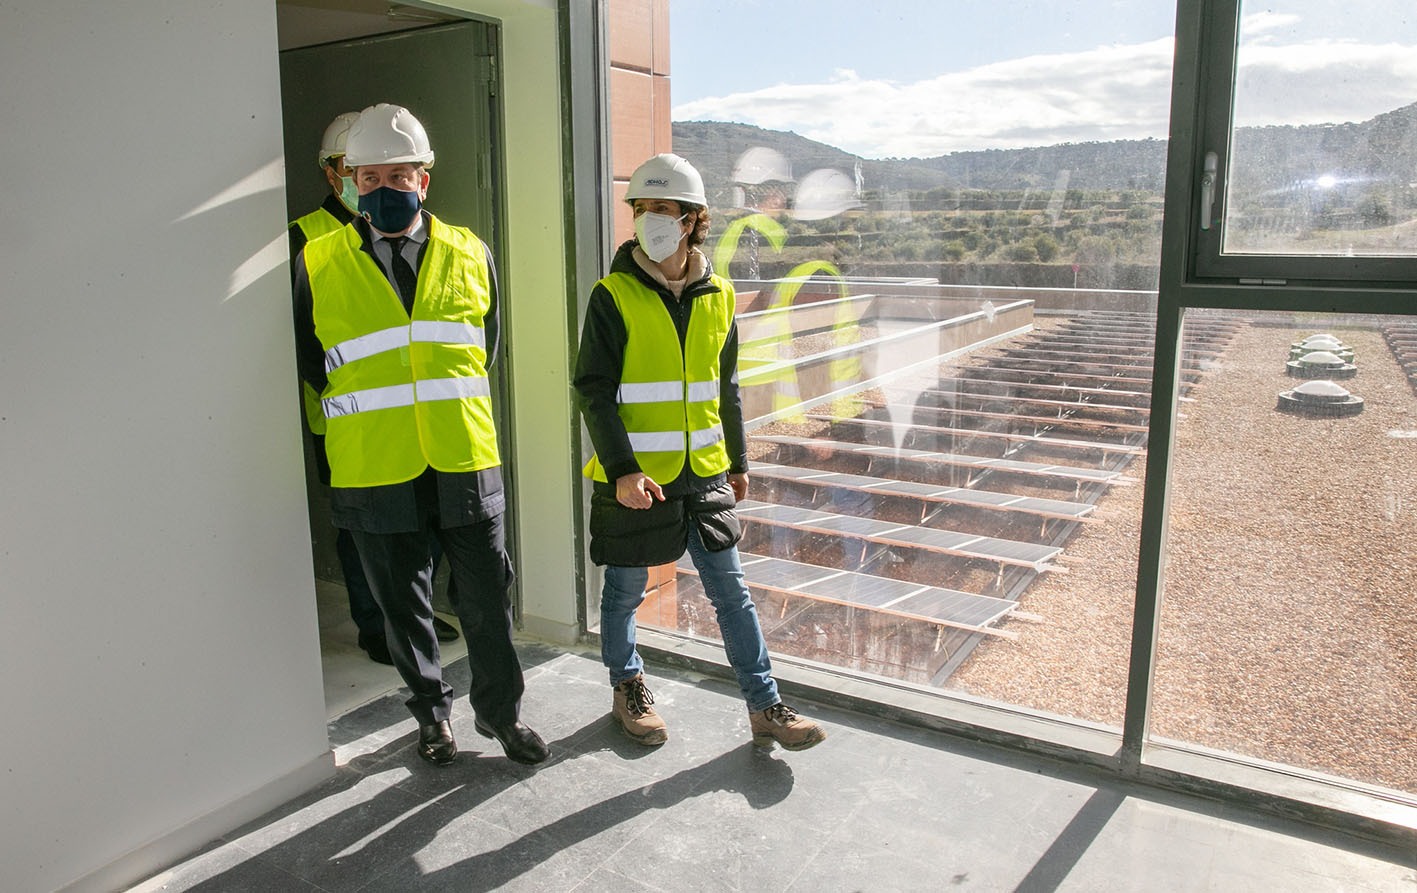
[
  {"left": 615, "top": 472, "right": 664, "bottom": 509},
  {"left": 728, "top": 472, "right": 749, "bottom": 502}
]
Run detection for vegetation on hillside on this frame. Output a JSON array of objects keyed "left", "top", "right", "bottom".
[{"left": 677, "top": 103, "right": 1417, "bottom": 288}]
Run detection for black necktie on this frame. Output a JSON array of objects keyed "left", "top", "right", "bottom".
[{"left": 386, "top": 236, "right": 418, "bottom": 310}]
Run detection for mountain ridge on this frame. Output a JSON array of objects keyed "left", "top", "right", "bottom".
[{"left": 673, "top": 104, "right": 1417, "bottom": 202}]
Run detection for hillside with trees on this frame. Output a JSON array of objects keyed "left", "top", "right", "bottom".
[
  {"left": 675, "top": 102, "right": 1417, "bottom": 197},
  {"left": 673, "top": 103, "right": 1417, "bottom": 288}
]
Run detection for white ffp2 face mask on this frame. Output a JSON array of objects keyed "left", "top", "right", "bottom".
[{"left": 635, "top": 211, "right": 688, "bottom": 263}]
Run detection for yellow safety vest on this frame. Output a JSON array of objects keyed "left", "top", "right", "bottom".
[
  {"left": 305, "top": 216, "right": 500, "bottom": 488},
  {"left": 584, "top": 271, "right": 734, "bottom": 485},
  {"left": 290, "top": 206, "right": 348, "bottom": 435},
  {"left": 291, "top": 206, "right": 345, "bottom": 242}
]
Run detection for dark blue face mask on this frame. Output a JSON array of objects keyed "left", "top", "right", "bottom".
[{"left": 359, "top": 186, "right": 421, "bottom": 233}]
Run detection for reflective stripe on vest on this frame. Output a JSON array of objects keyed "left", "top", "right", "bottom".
[
  {"left": 690, "top": 424, "right": 725, "bottom": 450},
  {"left": 615, "top": 379, "right": 719, "bottom": 404},
  {"left": 623, "top": 423, "right": 725, "bottom": 455},
  {"left": 583, "top": 270, "right": 735, "bottom": 485},
  {"left": 322, "top": 376, "right": 491, "bottom": 419},
  {"left": 626, "top": 430, "right": 686, "bottom": 453},
  {"left": 323, "top": 320, "right": 486, "bottom": 374},
  {"left": 306, "top": 216, "right": 500, "bottom": 488}
]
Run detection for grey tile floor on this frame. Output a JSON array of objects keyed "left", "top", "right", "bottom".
[{"left": 132, "top": 642, "right": 1417, "bottom": 892}]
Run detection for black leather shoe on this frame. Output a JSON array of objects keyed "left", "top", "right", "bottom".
[
  {"left": 474, "top": 718, "right": 550, "bottom": 765},
  {"left": 432, "top": 616, "right": 460, "bottom": 642},
  {"left": 357, "top": 632, "right": 394, "bottom": 666},
  {"left": 417, "top": 720, "right": 457, "bottom": 765}
]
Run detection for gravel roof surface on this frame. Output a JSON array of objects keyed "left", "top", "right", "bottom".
[{"left": 949, "top": 319, "right": 1417, "bottom": 794}]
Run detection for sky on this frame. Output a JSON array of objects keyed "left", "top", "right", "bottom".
[{"left": 669, "top": 1, "right": 1417, "bottom": 159}]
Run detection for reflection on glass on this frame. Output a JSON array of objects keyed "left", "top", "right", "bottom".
[
  {"left": 1153, "top": 310, "right": 1417, "bottom": 798},
  {"left": 1224, "top": 3, "right": 1417, "bottom": 255},
  {"left": 621, "top": 1, "right": 1179, "bottom": 731}
]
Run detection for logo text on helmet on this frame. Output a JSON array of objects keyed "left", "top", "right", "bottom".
[{"left": 644, "top": 177, "right": 670, "bottom": 187}]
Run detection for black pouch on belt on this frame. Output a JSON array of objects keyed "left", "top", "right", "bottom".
[
  {"left": 588, "top": 490, "right": 687, "bottom": 567},
  {"left": 684, "top": 481, "right": 742, "bottom": 552}
]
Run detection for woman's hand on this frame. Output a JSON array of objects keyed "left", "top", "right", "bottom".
[
  {"left": 728, "top": 472, "right": 748, "bottom": 502},
  {"left": 615, "top": 472, "right": 664, "bottom": 509}
]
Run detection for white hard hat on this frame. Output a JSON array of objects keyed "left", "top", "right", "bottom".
[
  {"left": 344, "top": 103, "right": 435, "bottom": 168},
  {"left": 317, "top": 112, "right": 361, "bottom": 167},
  {"left": 793, "top": 168, "right": 865, "bottom": 221},
  {"left": 625, "top": 153, "right": 706, "bottom": 206},
  {"left": 732, "top": 147, "right": 794, "bottom": 185}
]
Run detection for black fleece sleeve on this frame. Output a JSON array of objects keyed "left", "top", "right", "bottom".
[
  {"left": 719, "top": 317, "right": 748, "bottom": 474},
  {"left": 291, "top": 250, "right": 328, "bottom": 395},
  {"left": 572, "top": 284, "right": 641, "bottom": 482},
  {"left": 481, "top": 240, "right": 501, "bottom": 369},
  {"left": 288, "top": 223, "right": 309, "bottom": 275}
]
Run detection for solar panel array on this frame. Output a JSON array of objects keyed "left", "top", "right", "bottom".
[
  {"left": 676, "top": 553, "right": 1016, "bottom": 632},
  {"left": 861, "top": 401, "right": 1152, "bottom": 435},
  {"left": 803, "top": 413, "right": 1146, "bottom": 457},
  {"left": 1385, "top": 324, "right": 1417, "bottom": 397},
  {"left": 736, "top": 499, "right": 1063, "bottom": 569},
  {"left": 751, "top": 463, "right": 1096, "bottom": 521},
  {"left": 681, "top": 310, "right": 1246, "bottom": 650},
  {"left": 754, "top": 435, "right": 1131, "bottom": 484}
]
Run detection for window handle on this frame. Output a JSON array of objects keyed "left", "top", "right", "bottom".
[{"left": 1199, "top": 151, "right": 1218, "bottom": 231}]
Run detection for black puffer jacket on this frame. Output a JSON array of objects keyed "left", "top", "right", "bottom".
[{"left": 574, "top": 241, "right": 748, "bottom": 566}]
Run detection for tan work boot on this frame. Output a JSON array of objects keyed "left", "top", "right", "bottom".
[
  {"left": 750, "top": 703, "right": 826, "bottom": 751},
  {"left": 612, "top": 675, "right": 668, "bottom": 745}
]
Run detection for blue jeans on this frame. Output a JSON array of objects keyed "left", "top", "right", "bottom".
[{"left": 601, "top": 524, "right": 780, "bottom": 712}]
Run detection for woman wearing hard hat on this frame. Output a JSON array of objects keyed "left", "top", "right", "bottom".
[{"left": 574, "top": 153, "right": 826, "bottom": 751}]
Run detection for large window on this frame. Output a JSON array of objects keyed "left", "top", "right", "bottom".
[
  {"left": 1150, "top": 309, "right": 1417, "bottom": 797},
  {"left": 588, "top": 0, "right": 1417, "bottom": 834},
  {"left": 1139, "top": 0, "right": 1417, "bottom": 809}
]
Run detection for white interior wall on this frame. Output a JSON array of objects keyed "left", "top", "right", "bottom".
[
  {"left": 0, "top": 0, "right": 581, "bottom": 888},
  {"left": 0, "top": 3, "right": 332, "bottom": 890},
  {"left": 0, "top": 0, "right": 580, "bottom": 890}
]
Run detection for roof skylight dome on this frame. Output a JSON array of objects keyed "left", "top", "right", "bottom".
[
  {"left": 1286, "top": 349, "right": 1356, "bottom": 379},
  {"left": 1289, "top": 333, "right": 1354, "bottom": 362},
  {"left": 1277, "top": 379, "right": 1365, "bottom": 416}
]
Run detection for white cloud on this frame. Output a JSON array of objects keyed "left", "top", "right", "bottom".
[
  {"left": 1241, "top": 11, "right": 1302, "bottom": 35},
  {"left": 1235, "top": 40, "right": 1417, "bottom": 126},
  {"left": 673, "top": 39, "right": 1177, "bottom": 157},
  {"left": 672, "top": 35, "right": 1417, "bottom": 158}
]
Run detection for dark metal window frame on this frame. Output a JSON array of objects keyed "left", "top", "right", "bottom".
[
  {"left": 1129, "top": 0, "right": 1417, "bottom": 840},
  {"left": 1189, "top": 0, "right": 1417, "bottom": 287}
]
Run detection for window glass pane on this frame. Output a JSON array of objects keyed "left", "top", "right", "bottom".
[
  {"left": 601, "top": 0, "right": 1178, "bottom": 730},
  {"left": 1152, "top": 309, "right": 1417, "bottom": 798},
  {"left": 1223, "top": 2, "right": 1417, "bottom": 256}
]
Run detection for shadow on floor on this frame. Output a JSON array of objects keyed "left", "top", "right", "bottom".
[{"left": 138, "top": 646, "right": 1417, "bottom": 893}]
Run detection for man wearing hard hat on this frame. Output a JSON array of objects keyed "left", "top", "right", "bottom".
[
  {"left": 292, "top": 103, "right": 547, "bottom": 767},
  {"left": 289, "top": 111, "right": 461, "bottom": 667},
  {"left": 574, "top": 153, "right": 826, "bottom": 751}
]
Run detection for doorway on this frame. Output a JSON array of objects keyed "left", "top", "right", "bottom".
[{"left": 276, "top": 3, "right": 514, "bottom": 718}]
